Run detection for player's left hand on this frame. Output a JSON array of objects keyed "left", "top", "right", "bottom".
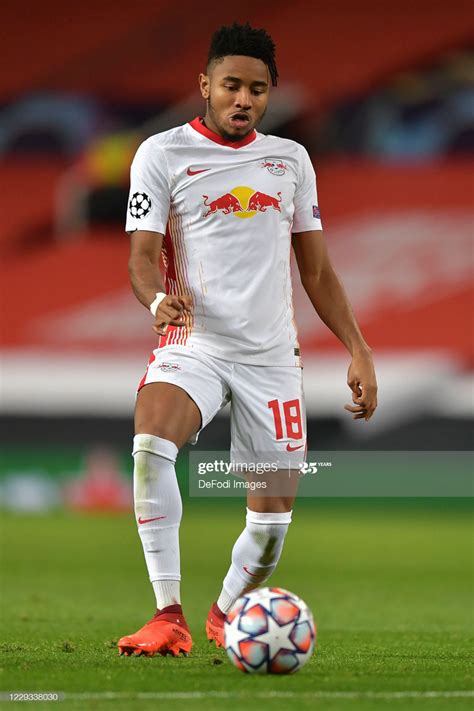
[{"left": 344, "top": 349, "right": 378, "bottom": 421}]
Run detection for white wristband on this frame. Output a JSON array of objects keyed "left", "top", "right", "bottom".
[{"left": 149, "top": 292, "right": 166, "bottom": 317}]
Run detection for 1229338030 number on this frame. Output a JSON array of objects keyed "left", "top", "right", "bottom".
[{"left": 6, "top": 693, "right": 61, "bottom": 702}]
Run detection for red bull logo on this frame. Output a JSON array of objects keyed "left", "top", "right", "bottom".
[
  {"left": 260, "top": 158, "right": 288, "bottom": 176},
  {"left": 202, "top": 186, "right": 282, "bottom": 219}
]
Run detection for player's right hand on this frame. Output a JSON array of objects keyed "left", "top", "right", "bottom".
[{"left": 153, "top": 294, "right": 193, "bottom": 336}]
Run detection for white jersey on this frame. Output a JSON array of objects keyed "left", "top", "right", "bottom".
[{"left": 125, "top": 117, "right": 322, "bottom": 366}]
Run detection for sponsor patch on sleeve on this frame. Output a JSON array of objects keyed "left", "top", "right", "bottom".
[{"left": 312, "top": 205, "right": 320, "bottom": 219}]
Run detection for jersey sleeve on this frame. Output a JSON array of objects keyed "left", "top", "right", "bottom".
[
  {"left": 292, "top": 146, "right": 323, "bottom": 233},
  {"left": 125, "top": 138, "right": 171, "bottom": 235}
]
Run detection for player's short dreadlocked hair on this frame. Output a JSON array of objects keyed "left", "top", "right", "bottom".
[{"left": 207, "top": 22, "right": 278, "bottom": 87}]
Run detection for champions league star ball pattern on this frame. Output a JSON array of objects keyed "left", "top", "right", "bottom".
[
  {"left": 224, "top": 587, "right": 316, "bottom": 674},
  {"left": 129, "top": 192, "right": 152, "bottom": 219}
]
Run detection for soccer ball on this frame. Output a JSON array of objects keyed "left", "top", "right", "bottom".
[
  {"left": 129, "top": 191, "right": 152, "bottom": 219},
  {"left": 224, "top": 587, "right": 316, "bottom": 674}
]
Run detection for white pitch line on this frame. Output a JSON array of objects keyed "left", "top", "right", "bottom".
[{"left": 65, "top": 690, "right": 474, "bottom": 701}]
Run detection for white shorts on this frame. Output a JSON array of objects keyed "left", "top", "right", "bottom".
[{"left": 138, "top": 345, "right": 307, "bottom": 469}]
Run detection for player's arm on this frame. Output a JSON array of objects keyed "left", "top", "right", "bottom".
[
  {"left": 128, "top": 230, "right": 192, "bottom": 336},
  {"left": 292, "top": 230, "right": 378, "bottom": 420}
]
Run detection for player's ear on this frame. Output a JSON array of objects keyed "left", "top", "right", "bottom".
[{"left": 199, "top": 72, "right": 210, "bottom": 100}]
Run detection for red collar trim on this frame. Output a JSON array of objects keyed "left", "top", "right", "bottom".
[{"left": 189, "top": 116, "right": 257, "bottom": 148}]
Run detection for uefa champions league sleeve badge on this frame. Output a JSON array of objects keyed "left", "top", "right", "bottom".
[{"left": 129, "top": 192, "right": 152, "bottom": 219}]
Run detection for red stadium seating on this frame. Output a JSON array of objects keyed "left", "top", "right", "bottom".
[
  {"left": 0, "top": 159, "right": 68, "bottom": 254},
  {"left": 2, "top": 0, "right": 472, "bottom": 104}
]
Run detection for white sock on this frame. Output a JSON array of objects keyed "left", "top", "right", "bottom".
[
  {"left": 152, "top": 580, "right": 180, "bottom": 609},
  {"left": 132, "top": 434, "right": 182, "bottom": 609},
  {"left": 217, "top": 508, "right": 292, "bottom": 614}
]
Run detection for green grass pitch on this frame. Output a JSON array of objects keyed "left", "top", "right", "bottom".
[{"left": 0, "top": 499, "right": 472, "bottom": 710}]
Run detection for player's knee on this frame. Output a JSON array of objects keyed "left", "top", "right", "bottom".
[{"left": 134, "top": 385, "right": 201, "bottom": 448}]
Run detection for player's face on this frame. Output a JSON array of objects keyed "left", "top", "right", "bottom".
[{"left": 199, "top": 55, "right": 269, "bottom": 142}]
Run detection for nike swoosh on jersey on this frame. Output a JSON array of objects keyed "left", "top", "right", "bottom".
[
  {"left": 137, "top": 515, "right": 167, "bottom": 524},
  {"left": 187, "top": 167, "right": 210, "bottom": 176},
  {"left": 286, "top": 443, "right": 305, "bottom": 452}
]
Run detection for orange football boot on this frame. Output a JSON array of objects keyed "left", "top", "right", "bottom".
[
  {"left": 118, "top": 604, "right": 192, "bottom": 657},
  {"left": 206, "top": 601, "right": 226, "bottom": 648}
]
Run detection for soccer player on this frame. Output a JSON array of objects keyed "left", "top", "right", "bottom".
[{"left": 118, "top": 22, "right": 377, "bottom": 657}]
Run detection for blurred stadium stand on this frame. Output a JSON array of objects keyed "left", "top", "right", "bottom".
[
  {"left": 2, "top": 0, "right": 471, "bottom": 105},
  {"left": 1, "top": 1, "right": 473, "bottom": 510}
]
